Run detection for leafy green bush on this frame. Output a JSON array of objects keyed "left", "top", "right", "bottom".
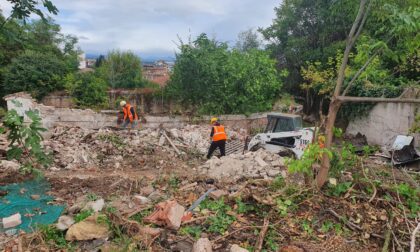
[
  {"left": 3, "top": 103, "right": 51, "bottom": 175},
  {"left": 2, "top": 50, "right": 67, "bottom": 99},
  {"left": 64, "top": 72, "right": 108, "bottom": 109},
  {"left": 166, "top": 33, "right": 282, "bottom": 114},
  {"left": 97, "top": 50, "right": 143, "bottom": 88}
]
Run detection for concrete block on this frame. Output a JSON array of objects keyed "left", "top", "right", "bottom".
[
  {"left": 2, "top": 213, "right": 22, "bottom": 229},
  {"left": 192, "top": 238, "right": 212, "bottom": 252}
]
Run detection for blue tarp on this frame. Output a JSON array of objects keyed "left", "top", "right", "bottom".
[{"left": 0, "top": 179, "right": 65, "bottom": 232}]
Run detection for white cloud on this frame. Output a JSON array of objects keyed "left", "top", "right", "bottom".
[{"left": 0, "top": 0, "right": 280, "bottom": 57}]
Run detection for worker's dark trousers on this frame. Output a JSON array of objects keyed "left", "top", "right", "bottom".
[{"left": 207, "top": 140, "right": 226, "bottom": 159}]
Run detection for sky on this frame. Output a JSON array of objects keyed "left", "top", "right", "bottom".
[{"left": 0, "top": 0, "right": 280, "bottom": 59}]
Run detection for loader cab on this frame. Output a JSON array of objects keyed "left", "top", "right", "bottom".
[
  {"left": 265, "top": 113, "right": 303, "bottom": 133},
  {"left": 264, "top": 113, "right": 303, "bottom": 149}
]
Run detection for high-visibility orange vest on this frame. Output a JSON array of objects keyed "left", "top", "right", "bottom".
[
  {"left": 123, "top": 104, "right": 138, "bottom": 122},
  {"left": 212, "top": 125, "right": 227, "bottom": 141}
]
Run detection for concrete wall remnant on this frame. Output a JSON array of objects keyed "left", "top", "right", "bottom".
[
  {"left": 3, "top": 92, "right": 269, "bottom": 132},
  {"left": 346, "top": 102, "right": 419, "bottom": 148}
]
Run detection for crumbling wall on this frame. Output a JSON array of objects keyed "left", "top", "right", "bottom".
[
  {"left": 41, "top": 91, "right": 75, "bottom": 108},
  {"left": 4, "top": 92, "right": 269, "bottom": 132},
  {"left": 346, "top": 102, "right": 419, "bottom": 148},
  {"left": 5, "top": 92, "right": 114, "bottom": 129}
]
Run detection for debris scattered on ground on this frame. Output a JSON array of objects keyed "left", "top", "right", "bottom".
[
  {"left": 56, "top": 215, "right": 75, "bottom": 231},
  {"left": 144, "top": 200, "right": 185, "bottom": 230},
  {"left": 230, "top": 244, "right": 249, "bottom": 252},
  {"left": 199, "top": 149, "right": 291, "bottom": 181},
  {"left": 82, "top": 198, "right": 105, "bottom": 212},
  {"left": 192, "top": 238, "right": 212, "bottom": 252},
  {"left": 2, "top": 213, "right": 22, "bottom": 229},
  {"left": 65, "top": 214, "right": 110, "bottom": 241}
]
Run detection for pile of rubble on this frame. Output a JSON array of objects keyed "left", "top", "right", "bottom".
[
  {"left": 41, "top": 125, "right": 247, "bottom": 171},
  {"left": 199, "top": 149, "right": 289, "bottom": 180}
]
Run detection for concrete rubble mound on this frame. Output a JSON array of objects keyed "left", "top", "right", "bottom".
[
  {"left": 199, "top": 148, "right": 287, "bottom": 180},
  {"left": 42, "top": 125, "right": 247, "bottom": 171}
]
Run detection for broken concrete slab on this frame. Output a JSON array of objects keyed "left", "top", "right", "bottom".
[
  {"left": 56, "top": 215, "right": 75, "bottom": 231},
  {"left": 82, "top": 198, "right": 105, "bottom": 212},
  {"left": 133, "top": 195, "right": 151, "bottom": 205},
  {"left": 30, "top": 194, "right": 40, "bottom": 200},
  {"left": 192, "top": 238, "right": 212, "bottom": 252},
  {"left": 65, "top": 214, "right": 110, "bottom": 241},
  {"left": 2, "top": 213, "right": 22, "bottom": 229},
  {"left": 144, "top": 200, "right": 185, "bottom": 230}
]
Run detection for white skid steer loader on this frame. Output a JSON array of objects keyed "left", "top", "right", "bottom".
[{"left": 246, "top": 113, "right": 314, "bottom": 159}]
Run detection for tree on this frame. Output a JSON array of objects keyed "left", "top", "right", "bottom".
[
  {"left": 97, "top": 50, "right": 143, "bottom": 88},
  {"left": 64, "top": 72, "right": 108, "bottom": 108},
  {"left": 316, "top": 0, "right": 420, "bottom": 188},
  {"left": 261, "top": 0, "right": 358, "bottom": 95},
  {"left": 235, "top": 28, "right": 261, "bottom": 52},
  {"left": 2, "top": 50, "right": 67, "bottom": 99},
  {"left": 95, "top": 54, "right": 105, "bottom": 68},
  {"left": 0, "top": 0, "right": 58, "bottom": 29},
  {"left": 167, "top": 33, "right": 281, "bottom": 114}
]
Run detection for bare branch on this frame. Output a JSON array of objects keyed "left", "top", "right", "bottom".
[
  {"left": 410, "top": 222, "right": 420, "bottom": 252},
  {"left": 333, "top": 0, "right": 368, "bottom": 97},
  {"left": 337, "top": 96, "right": 420, "bottom": 103},
  {"left": 350, "top": 0, "right": 372, "bottom": 47}
]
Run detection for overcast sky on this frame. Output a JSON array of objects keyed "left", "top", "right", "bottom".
[{"left": 0, "top": 0, "right": 280, "bottom": 59}]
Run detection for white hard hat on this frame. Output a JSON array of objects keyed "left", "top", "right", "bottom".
[{"left": 120, "top": 100, "right": 126, "bottom": 107}]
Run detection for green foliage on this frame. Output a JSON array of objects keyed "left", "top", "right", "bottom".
[
  {"left": 276, "top": 198, "right": 295, "bottom": 216},
  {"left": 97, "top": 50, "right": 143, "bottom": 88},
  {"left": 264, "top": 228, "right": 280, "bottom": 251},
  {"left": 0, "top": 17, "right": 80, "bottom": 99},
  {"left": 86, "top": 193, "right": 99, "bottom": 201},
  {"left": 64, "top": 72, "right": 108, "bottom": 108},
  {"left": 38, "top": 224, "right": 73, "bottom": 249},
  {"left": 3, "top": 0, "right": 58, "bottom": 24},
  {"left": 320, "top": 220, "right": 334, "bottom": 233},
  {"left": 287, "top": 143, "right": 332, "bottom": 176},
  {"left": 168, "top": 174, "right": 180, "bottom": 190},
  {"left": 200, "top": 198, "right": 236, "bottom": 235},
  {"left": 2, "top": 50, "right": 67, "bottom": 99},
  {"left": 167, "top": 33, "right": 282, "bottom": 114},
  {"left": 3, "top": 106, "right": 50, "bottom": 175},
  {"left": 326, "top": 182, "right": 353, "bottom": 197},
  {"left": 98, "top": 133, "right": 124, "bottom": 148},
  {"left": 301, "top": 220, "right": 314, "bottom": 235},
  {"left": 270, "top": 175, "right": 286, "bottom": 190},
  {"left": 410, "top": 113, "right": 420, "bottom": 133},
  {"left": 261, "top": 0, "right": 357, "bottom": 93},
  {"left": 179, "top": 226, "right": 202, "bottom": 240},
  {"left": 235, "top": 28, "right": 261, "bottom": 52},
  {"left": 394, "top": 183, "right": 419, "bottom": 217},
  {"left": 130, "top": 208, "right": 154, "bottom": 225},
  {"left": 235, "top": 198, "right": 255, "bottom": 214},
  {"left": 330, "top": 142, "right": 357, "bottom": 176},
  {"left": 74, "top": 209, "right": 93, "bottom": 223}
]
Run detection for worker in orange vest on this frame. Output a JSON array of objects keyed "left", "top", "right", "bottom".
[
  {"left": 207, "top": 117, "right": 227, "bottom": 159},
  {"left": 120, "top": 100, "right": 139, "bottom": 130}
]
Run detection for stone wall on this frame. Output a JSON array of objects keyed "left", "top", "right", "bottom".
[
  {"left": 4, "top": 92, "right": 268, "bottom": 133},
  {"left": 41, "top": 92, "right": 75, "bottom": 108},
  {"left": 346, "top": 102, "right": 419, "bottom": 148}
]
